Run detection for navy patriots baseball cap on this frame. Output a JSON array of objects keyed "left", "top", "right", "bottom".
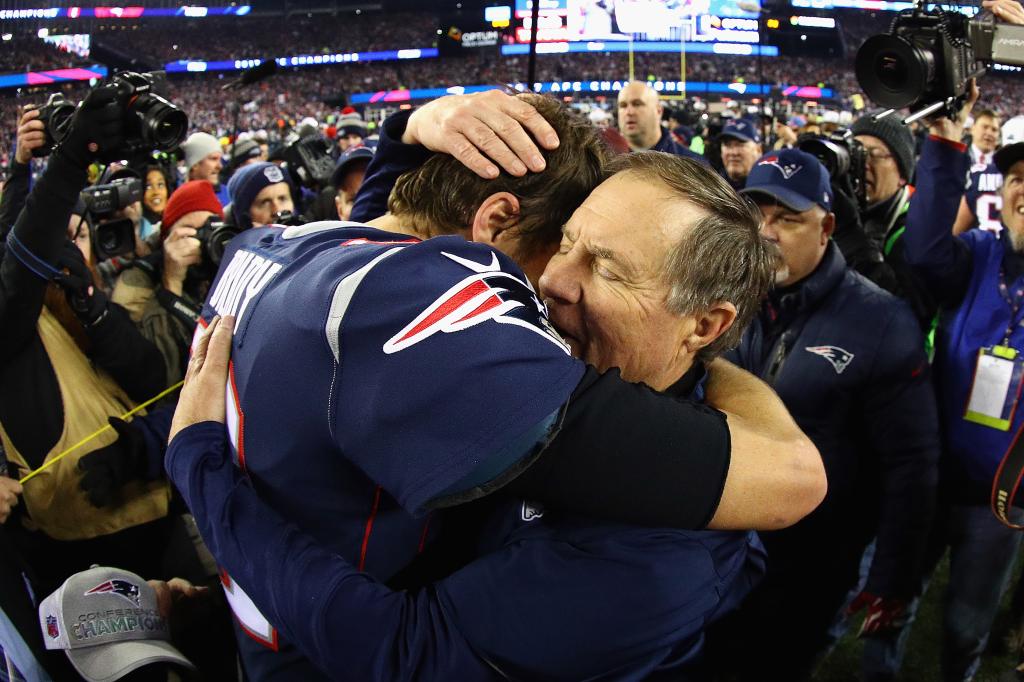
[
  {"left": 741, "top": 149, "right": 833, "bottom": 213},
  {"left": 331, "top": 145, "right": 374, "bottom": 188},
  {"left": 720, "top": 118, "right": 762, "bottom": 145}
]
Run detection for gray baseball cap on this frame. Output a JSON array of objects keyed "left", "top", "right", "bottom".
[{"left": 39, "top": 566, "right": 196, "bottom": 682}]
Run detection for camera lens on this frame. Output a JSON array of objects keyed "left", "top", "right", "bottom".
[
  {"left": 799, "top": 138, "right": 850, "bottom": 179},
  {"left": 855, "top": 34, "right": 933, "bottom": 109},
  {"left": 130, "top": 93, "right": 189, "bottom": 151}
]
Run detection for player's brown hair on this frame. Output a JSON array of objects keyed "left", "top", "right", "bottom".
[{"left": 387, "top": 93, "right": 608, "bottom": 258}]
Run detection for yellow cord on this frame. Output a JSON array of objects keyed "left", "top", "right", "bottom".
[{"left": 19, "top": 381, "right": 184, "bottom": 485}]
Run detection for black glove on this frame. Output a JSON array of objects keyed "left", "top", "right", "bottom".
[
  {"left": 54, "top": 239, "right": 108, "bottom": 325},
  {"left": 78, "top": 417, "right": 150, "bottom": 508},
  {"left": 54, "top": 84, "right": 125, "bottom": 168}
]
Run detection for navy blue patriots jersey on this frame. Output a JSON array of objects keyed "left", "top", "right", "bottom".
[
  {"left": 196, "top": 221, "right": 584, "bottom": 679},
  {"left": 964, "top": 162, "right": 1003, "bottom": 233}
]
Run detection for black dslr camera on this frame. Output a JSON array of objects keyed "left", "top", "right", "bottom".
[
  {"left": 34, "top": 71, "right": 188, "bottom": 161},
  {"left": 856, "top": 2, "right": 1024, "bottom": 119},
  {"left": 798, "top": 129, "right": 868, "bottom": 208},
  {"left": 81, "top": 176, "right": 142, "bottom": 260},
  {"left": 193, "top": 215, "right": 240, "bottom": 280},
  {"left": 33, "top": 93, "right": 76, "bottom": 158}
]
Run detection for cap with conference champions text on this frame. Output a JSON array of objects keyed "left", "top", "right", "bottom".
[
  {"left": 741, "top": 149, "right": 833, "bottom": 213},
  {"left": 39, "top": 566, "right": 196, "bottom": 682}
]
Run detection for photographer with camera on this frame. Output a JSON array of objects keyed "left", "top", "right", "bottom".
[
  {"left": 0, "top": 107, "right": 45, "bottom": 240},
  {"left": 113, "top": 180, "right": 226, "bottom": 386},
  {"left": 0, "top": 82, "right": 193, "bottom": 680},
  {"left": 226, "top": 161, "right": 295, "bottom": 230}
]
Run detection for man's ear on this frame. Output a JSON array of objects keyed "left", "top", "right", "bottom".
[
  {"left": 470, "top": 192, "right": 521, "bottom": 247},
  {"left": 821, "top": 211, "right": 837, "bottom": 243},
  {"left": 683, "top": 302, "right": 738, "bottom": 355}
]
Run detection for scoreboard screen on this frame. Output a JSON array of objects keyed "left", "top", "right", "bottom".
[{"left": 513, "top": 0, "right": 760, "bottom": 44}]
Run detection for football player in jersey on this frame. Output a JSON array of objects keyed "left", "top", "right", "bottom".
[
  {"left": 953, "top": 159, "right": 1003, "bottom": 235},
  {"left": 954, "top": 114, "right": 1024, "bottom": 235},
  {"left": 167, "top": 91, "right": 824, "bottom": 680}
]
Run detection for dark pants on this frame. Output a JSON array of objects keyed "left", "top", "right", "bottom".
[{"left": 706, "top": 533, "right": 863, "bottom": 681}]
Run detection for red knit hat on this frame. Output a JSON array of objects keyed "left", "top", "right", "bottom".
[{"left": 161, "top": 180, "right": 224, "bottom": 239}]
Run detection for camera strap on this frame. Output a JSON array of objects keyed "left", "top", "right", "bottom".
[
  {"left": 5, "top": 232, "right": 62, "bottom": 281},
  {"left": 993, "top": 423, "right": 1024, "bottom": 529},
  {"left": 156, "top": 288, "right": 201, "bottom": 329}
]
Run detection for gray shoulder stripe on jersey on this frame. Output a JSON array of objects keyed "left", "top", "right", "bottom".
[
  {"left": 326, "top": 247, "right": 402, "bottom": 364},
  {"left": 281, "top": 220, "right": 370, "bottom": 240}
]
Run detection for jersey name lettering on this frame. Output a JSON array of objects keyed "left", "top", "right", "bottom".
[
  {"left": 978, "top": 173, "right": 1002, "bottom": 192},
  {"left": 208, "top": 250, "right": 283, "bottom": 321}
]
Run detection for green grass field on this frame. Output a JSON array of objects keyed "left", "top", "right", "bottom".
[{"left": 815, "top": 554, "right": 1023, "bottom": 681}]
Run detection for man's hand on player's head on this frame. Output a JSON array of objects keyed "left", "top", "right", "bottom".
[
  {"left": 169, "top": 315, "right": 234, "bottom": 444},
  {"left": 984, "top": 0, "right": 1024, "bottom": 24},
  {"left": 402, "top": 89, "right": 560, "bottom": 179}
]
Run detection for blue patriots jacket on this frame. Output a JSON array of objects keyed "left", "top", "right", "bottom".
[
  {"left": 194, "top": 222, "right": 583, "bottom": 677},
  {"left": 904, "top": 135, "right": 1024, "bottom": 499},
  {"left": 166, "top": 366, "right": 764, "bottom": 681},
  {"left": 727, "top": 242, "right": 939, "bottom": 598}
]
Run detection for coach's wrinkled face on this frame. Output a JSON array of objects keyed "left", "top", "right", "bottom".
[{"left": 539, "top": 172, "right": 704, "bottom": 391}]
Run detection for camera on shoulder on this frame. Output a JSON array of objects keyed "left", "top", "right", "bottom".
[{"left": 856, "top": 1, "right": 1024, "bottom": 119}]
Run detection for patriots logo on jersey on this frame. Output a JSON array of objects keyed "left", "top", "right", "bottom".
[
  {"left": 758, "top": 155, "right": 802, "bottom": 179},
  {"left": 383, "top": 251, "right": 570, "bottom": 354},
  {"left": 84, "top": 580, "right": 141, "bottom": 606},
  {"left": 46, "top": 615, "right": 59, "bottom": 639},
  {"left": 806, "top": 345, "right": 855, "bottom": 374}
]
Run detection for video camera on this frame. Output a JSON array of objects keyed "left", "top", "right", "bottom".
[
  {"left": 856, "top": 2, "right": 1024, "bottom": 121},
  {"left": 797, "top": 129, "right": 868, "bottom": 207},
  {"left": 281, "top": 131, "right": 335, "bottom": 191},
  {"left": 81, "top": 176, "right": 143, "bottom": 261},
  {"left": 34, "top": 71, "right": 188, "bottom": 161}
]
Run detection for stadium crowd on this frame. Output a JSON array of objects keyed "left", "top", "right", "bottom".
[{"left": 7, "top": 0, "right": 1024, "bottom": 681}]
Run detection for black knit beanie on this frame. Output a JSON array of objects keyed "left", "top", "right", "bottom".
[{"left": 851, "top": 114, "right": 917, "bottom": 181}]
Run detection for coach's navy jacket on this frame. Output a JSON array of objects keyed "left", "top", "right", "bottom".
[{"left": 728, "top": 242, "right": 939, "bottom": 599}]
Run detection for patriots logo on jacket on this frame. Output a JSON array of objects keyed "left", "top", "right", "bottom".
[
  {"left": 384, "top": 251, "right": 570, "bottom": 354},
  {"left": 758, "top": 155, "right": 802, "bottom": 179},
  {"left": 84, "top": 579, "right": 141, "bottom": 606},
  {"left": 806, "top": 345, "right": 855, "bottom": 374},
  {"left": 46, "top": 615, "right": 59, "bottom": 639}
]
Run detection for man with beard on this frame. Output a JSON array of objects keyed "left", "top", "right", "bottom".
[
  {"left": 164, "top": 90, "right": 823, "bottom": 680},
  {"left": 902, "top": 85, "right": 1024, "bottom": 682}
]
